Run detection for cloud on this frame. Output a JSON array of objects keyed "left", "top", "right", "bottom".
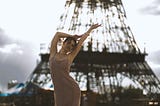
[
  {"left": 147, "top": 50, "right": 160, "bottom": 64},
  {"left": 0, "top": 29, "right": 12, "bottom": 47},
  {"left": 0, "top": 43, "right": 23, "bottom": 54},
  {"left": 140, "top": 0, "right": 160, "bottom": 15},
  {"left": 0, "top": 28, "right": 38, "bottom": 90},
  {"left": 146, "top": 50, "right": 160, "bottom": 79}
]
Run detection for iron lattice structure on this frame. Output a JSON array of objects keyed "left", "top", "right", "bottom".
[{"left": 28, "top": 0, "right": 160, "bottom": 104}]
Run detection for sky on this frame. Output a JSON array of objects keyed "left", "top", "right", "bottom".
[{"left": 0, "top": 0, "right": 160, "bottom": 91}]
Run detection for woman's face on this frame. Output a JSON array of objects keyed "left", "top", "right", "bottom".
[{"left": 63, "top": 39, "right": 76, "bottom": 52}]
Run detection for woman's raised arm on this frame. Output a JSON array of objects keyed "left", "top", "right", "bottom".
[
  {"left": 70, "top": 24, "right": 101, "bottom": 61},
  {"left": 50, "top": 32, "right": 72, "bottom": 58}
]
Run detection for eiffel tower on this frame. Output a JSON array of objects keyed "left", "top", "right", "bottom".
[{"left": 27, "top": 0, "right": 160, "bottom": 105}]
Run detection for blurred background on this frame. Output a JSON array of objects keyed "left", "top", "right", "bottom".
[{"left": 0, "top": 0, "right": 160, "bottom": 92}]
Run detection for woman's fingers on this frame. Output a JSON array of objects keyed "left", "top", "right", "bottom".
[{"left": 91, "top": 24, "right": 101, "bottom": 29}]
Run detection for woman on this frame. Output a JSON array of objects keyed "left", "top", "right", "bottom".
[{"left": 49, "top": 24, "right": 101, "bottom": 106}]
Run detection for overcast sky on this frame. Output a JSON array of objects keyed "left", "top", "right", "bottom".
[{"left": 0, "top": 0, "right": 160, "bottom": 91}]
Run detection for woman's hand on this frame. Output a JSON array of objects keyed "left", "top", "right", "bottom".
[
  {"left": 86, "top": 23, "right": 101, "bottom": 34},
  {"left": 90, "top": 23, "right": 101, "bottom": 30},
  {"left": 73, "top": 23, "right": 101, "bottom": 40}
]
